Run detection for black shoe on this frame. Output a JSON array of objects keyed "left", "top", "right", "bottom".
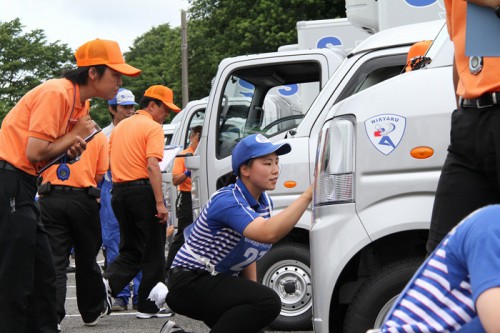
[{"left": 66, "top": 265, "right": 76, "bottom": 273}]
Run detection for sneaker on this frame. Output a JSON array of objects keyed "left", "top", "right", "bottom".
[
  {"left": 132, "top": 303, "right": 138, "bottom": 311},
  {"left": 102, "top": 278, "right": 112, "bottom": 315},
  {"left": 159, "top": 320, "right": 191, "bottom": 333},
  {"left": 136, "top": 307, "right": 175, "bottom": 319},
  {"left": 57, "top": 323, "right": 61, "bottom": 332},
  {"left": 84, "top": 300, "right": 110, "bottom": 327},
  {"left": 111, "top": 297, "right": 128, "bottom": 311}
]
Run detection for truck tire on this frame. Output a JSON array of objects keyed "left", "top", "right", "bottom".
[
  {"left": 257, "top": 243, "right": 312, "bottom": 331},
  {"left": 343, "top": 257, "right": 424, "bottom": 333}
]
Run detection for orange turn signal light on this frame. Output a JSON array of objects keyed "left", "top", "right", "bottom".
[
  {"left": 410, "top": 146, "right": 434, "bottom": 159},
  {"left": 284, "top": 181, "right": 297, "bottom": 188}
]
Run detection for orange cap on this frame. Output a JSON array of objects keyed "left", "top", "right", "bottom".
[
  {"left": 75, "top": 39, "right": 141, "bottom": 77},
  {"left": 144, "top": 85, "right": 181, "bottom": 112}
]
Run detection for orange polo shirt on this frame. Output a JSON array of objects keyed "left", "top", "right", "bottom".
[
  {"left": 40, "top": 132, "right": 108, "bottom": 187},
  {"left": 0, "top": 78, "right": 89, "bottom": 175},
  {"left": 172, "top": 145, "right": 195, "bottom": 192},
  {"left": 445, "top": 0, "right": 500, "bottom": 98},
  {"left": 109, "top": 110, "right": 164, "bottom": 182}
]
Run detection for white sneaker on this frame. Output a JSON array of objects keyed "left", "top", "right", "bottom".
[
  {"left": 159, "top": 320, "right": 190, "bottom": 333},
  {"left": 102, "top": 277, "right": 112, "bottom": 315},
  {"left": 136, "top": 307, "right": 175, "bottom": 319}
]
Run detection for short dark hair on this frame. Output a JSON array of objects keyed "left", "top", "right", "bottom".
[
  {"left": 63, "top": 65, "right": 107, "bottom": 84},
  {"left": 191, "top": 125, "right": 202, "bottom": 136},
  {"left": 108, "top": 104, "right": 117, "bottom": 119},
  {"left": 139, "top": 96, "right": 162, "bottom": 109}
]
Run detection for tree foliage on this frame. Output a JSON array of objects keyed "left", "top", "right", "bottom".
[{"left": 0, "top": 18, "right": 73, "bottom": 120}]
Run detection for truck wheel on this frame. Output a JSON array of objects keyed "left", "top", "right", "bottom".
[
  {"left": 343, "top": 257, "right": 424, "bottom": 333},
  {"left": 257, "top": 243, "right": 312, "bottom": 331}
]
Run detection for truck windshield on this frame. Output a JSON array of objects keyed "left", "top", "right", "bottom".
[{"left": 216, "top": 61, "right": 321, "bottom": 159}]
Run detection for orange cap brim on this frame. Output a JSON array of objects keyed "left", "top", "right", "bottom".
[
  {"left": 107, "top": 63, "right": 141, "bottom": 77},
  {"left": 165, "top": 102, "right": 181, "bottom": 112}
]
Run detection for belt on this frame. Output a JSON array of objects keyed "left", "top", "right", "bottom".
[
  {"left": 0, "top": 160, "right": 18, "bottom": 172},
  {"left": 168, "top": 266, "right": 207, "bottom": 277},
  {"left": 113, "top": 179, "right": 150, "bottom": 187},
  {"left": 459, "top": 92, "right": 500, "bottom": 109},
  {"left": 51, "top": 185, "right": 88, "bottom": 193},
  {"left": 38, "top": 183, "right": 101, "bottom": 198}
]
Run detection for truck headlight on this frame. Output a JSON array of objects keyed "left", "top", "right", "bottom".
[
  {"left": 191, "top": 177, "right": 201, "bottom": 220},
  {"left": 314, "top": 115, "right": 355, "bottom": 206}
]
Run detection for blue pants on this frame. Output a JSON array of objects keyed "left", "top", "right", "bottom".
[{"left": 100, "top": 176, "right": 141, "bottom": 304}]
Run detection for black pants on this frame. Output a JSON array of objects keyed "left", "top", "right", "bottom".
[
  {"left": 427, "top": 105, "right": 500, "bottom": 254},
  {"left": 103, "top": 183, "right": 166, "bottom": 314},
  {"left": 0, "top": 167, "right": 57, "bottom": 333},
  {"left": 165, "top": 191, "right": 193, "bottom": 271},
  {"left": 166, "top": 270, "right": 281, "bottom": 333},
  {"left": 39, "top": 190, "right": 104, "bottom": 324}
]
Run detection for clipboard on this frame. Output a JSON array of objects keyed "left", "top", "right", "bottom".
[
  {"left": 466, "top": 3, "right": 500, "bottom": 56},
  {"left": 36, "top": 122, "right": 102, "bottom": 175},
  {"left": 159, "top": 145, "right": 183, "bottom": 172}
]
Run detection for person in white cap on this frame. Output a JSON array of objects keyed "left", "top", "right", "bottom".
[
  {"left": 100, "top": 88, "right": 142, "bottom": 312},
  {"left": 158, "top": 133, "right": 313, "bottom": 333}
]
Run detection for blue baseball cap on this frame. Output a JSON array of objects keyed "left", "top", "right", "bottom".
[
  {"left": 108, "top": 88, "right": 138, "bottom": 106},
  {"left": 232, "top": 134, "right": 291, "bottom": 175}
]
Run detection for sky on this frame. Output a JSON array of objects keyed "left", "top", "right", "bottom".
[{"left": 0, "top": 0, "right": 190, "bottom": 52}]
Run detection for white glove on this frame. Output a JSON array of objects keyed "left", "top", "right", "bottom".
[{"left": 147, "top": 282, "right": 169, "bottom": 309}]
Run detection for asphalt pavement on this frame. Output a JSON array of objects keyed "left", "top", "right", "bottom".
[{"left": 59, "top": 253, "right": 313, "bottom": 333}]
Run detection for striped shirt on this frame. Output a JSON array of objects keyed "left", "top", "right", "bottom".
[
  {"left": 171, "top": 178, "right": 273, "bottom": 275},
  {"left": 381, "top": 205, "right": 500, "bottom": 333}
]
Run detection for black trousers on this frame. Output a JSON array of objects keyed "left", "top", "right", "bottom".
[
  {"left": 103, "top": 183, "right": 166, "bottom": 314},
  {"left": 39, "top": 190, "right": 104, "bottom": 324},
  {"left": 165, "top": 191, "right": 193, "bottom": 271},
  {"left": 166, "top": 270, "right": 281, "bottom": 333},
  {"left": 427, "top": 104, "right": 500, "bottom": 254},
  {"left": 0, "top": 167, "right": 57, "bottom": 333}
]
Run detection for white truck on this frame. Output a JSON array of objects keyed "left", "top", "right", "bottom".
[
  {"left": 311, "top": 22, "right": 455, "bottom": 333},
  {"left": 174, "top": 20, "right": 444, "bottom": 331}
]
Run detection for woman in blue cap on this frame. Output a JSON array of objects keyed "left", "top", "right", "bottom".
[{"left": 159, "top": 133, "right": 313, "bottom": 333}]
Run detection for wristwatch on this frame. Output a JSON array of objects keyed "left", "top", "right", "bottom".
[{"left": 496, "top": 6, "right": 500, "bottom": 19}]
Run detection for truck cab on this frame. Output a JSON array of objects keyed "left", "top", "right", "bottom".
[{"left": 311, "top": 21, "right": 455, "bottom": 333}]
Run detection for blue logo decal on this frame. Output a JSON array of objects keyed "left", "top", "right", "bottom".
[
  {"left": 278, "top": 84, "right": 298, "bottom": 96},
  {"left": 238, "top": 79, "right": 254, "bottom": 98},
  {"left": 364, "top": 114, "right": 407, "bottom": 155},
  {"left": 405, "top": 0, "right": 437, "bottom": 7},
  {"left": 317, "top": 36, "right": 342, "bottom": 49}
]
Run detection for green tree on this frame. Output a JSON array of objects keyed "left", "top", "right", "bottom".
[{"left": 0, "top": 18, "right": 73, "bottom": 122}]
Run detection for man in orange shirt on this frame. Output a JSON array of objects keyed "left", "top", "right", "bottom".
[
  {"left": 39, "top": 130, "right": 109, "bottom": 329},
  {"left": 0, "top": 38, "right": 140, "bottom": 333},
  {"left": 165, "top": 125, "right": 202, "bottom": 271},
  {"left": 103, "top": 85, "right": 180, "bottom": 319},
  {"left": 427, "top": 0, "right": 500, "bottom": 254},
  {"left": 101, "top": 88, "right": 143, "bottom": 312}
]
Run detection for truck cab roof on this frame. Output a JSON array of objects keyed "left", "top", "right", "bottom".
[{"left": 350, "top": 19, "right": 445, "bottom": 56}]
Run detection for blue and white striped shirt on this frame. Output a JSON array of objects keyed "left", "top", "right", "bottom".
[
  {"left": 381, "top": 205, "right": 500, "bottom": 333},
  {"left": 171, "top": 178, "right": 273, "bottom": 275}
]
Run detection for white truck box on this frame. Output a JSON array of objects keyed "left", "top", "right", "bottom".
[
  {"left": 297, "top": 18, "right": 369, "bottom": 53},
  {"left": 346, "top": 0, "right": 446, "bottom": 33},
  {"left": 311, "top": 22, "right": 455, "bottom": 332}
]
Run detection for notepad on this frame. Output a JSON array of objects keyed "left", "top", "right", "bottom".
[{"left": 466, "top": 3, "right": 500, "bottom": 57}]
